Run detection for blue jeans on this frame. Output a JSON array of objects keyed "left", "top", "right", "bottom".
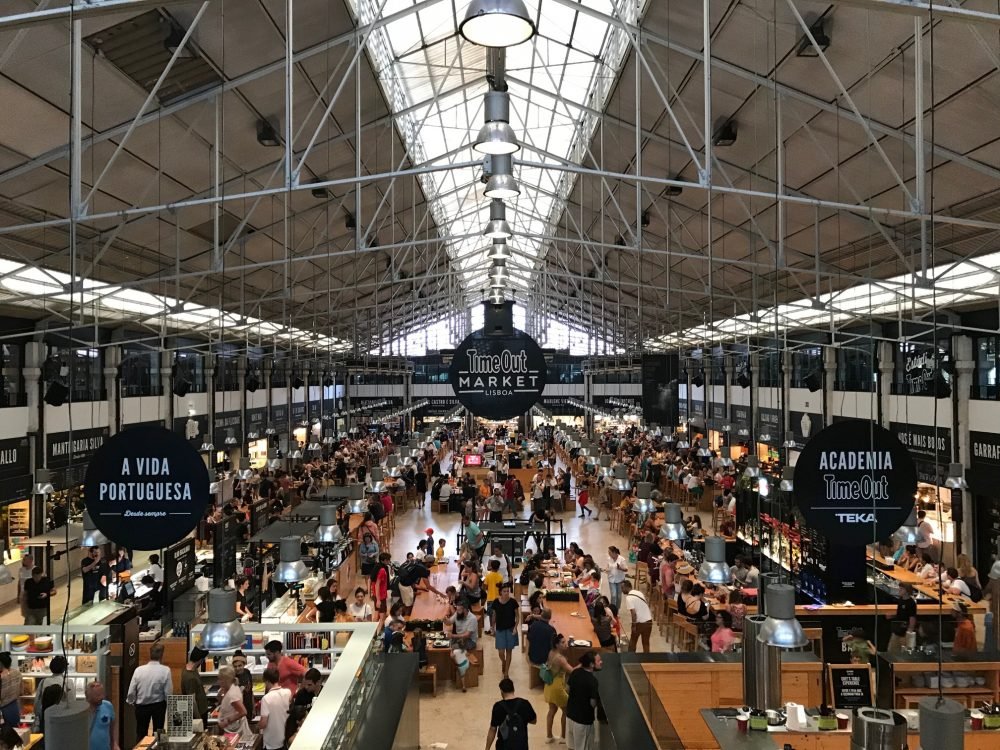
[{"left": 609, "top": 580, "right": 623, "bottom": 610}]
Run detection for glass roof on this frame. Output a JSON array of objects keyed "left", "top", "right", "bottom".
[
  {"left": 349, "top": 0, "right": 643, "bottom": 301},
  {"left": 647, "top": 250, "right": 1000, "bottom": 350}
]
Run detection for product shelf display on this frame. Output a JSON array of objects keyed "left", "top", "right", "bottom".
[
  {"left": 260, "top": 577, "right": 322, "bottom": 625},
  {"left": 876, "top": 651, "right": 1000, "bottom": 710},
  {"left": 187, "top": 622, "right": 378, "bottom": 746},
  {"left": 1, "top": 626, "right": 110, "bottom": 725}
]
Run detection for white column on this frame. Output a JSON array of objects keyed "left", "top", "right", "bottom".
[
  {"left": 953, "top": 335, "right": 974, "bottom": 554},
  {"left": 104, "top": 345, "right": 121, "bottom": 435},
  {"left": 877, "top": 342, "right": 895, "bottom": 426},
  {"left": 822, "top": 345, "right": 837, "bottom": 425}
]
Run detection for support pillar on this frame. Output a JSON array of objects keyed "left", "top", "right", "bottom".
[
  {"left": 822, "top": 345, "right": 837, "bottom": 427},
  {"left": 953, "top": 335, "right": 974, "bottom": 555},
  {"left": 160, "top": 349, "right": 173, "bottom": 426},
  {"left": 104, "top": 346, "right": 121, "bottom": 435},
  {"left": 877, "top": 342, "right": 894, "bottom": 427}
]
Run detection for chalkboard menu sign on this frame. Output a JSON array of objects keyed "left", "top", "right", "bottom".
[
  {"left": 250, "top": 497, "right": 271, "bottom": 537},
  {"left": 213, "top": 515, "right": 239, "bottom": 586},
  {"left": 163, "top": 538, "right": 197, "bottom": 602},
  {"left": 828, "top": 664, "right": 874, "bottom": 710}
]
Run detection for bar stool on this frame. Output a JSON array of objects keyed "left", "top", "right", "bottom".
[{"left": 676, "top": 619, "right": 699, "bottom": 651}]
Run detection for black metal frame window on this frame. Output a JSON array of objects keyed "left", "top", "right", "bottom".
[
  {"left": 120, "top": 346, "right": 162, "bottom": 397},
  {"left": 972, "top": 336, "right": 998, "bottom": 400}
]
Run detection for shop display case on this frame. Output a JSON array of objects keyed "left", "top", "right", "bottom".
[
  {"left": 260, "top": 577, "right": 322, "bottom": 625},
  {"left": 1, "top": 626, "right": 110, "bottom": 724},
  {"left": 187, "top": 621, "right": 374, "bottom": 734}
]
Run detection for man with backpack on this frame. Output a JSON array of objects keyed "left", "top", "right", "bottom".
[{"left": 486, "top": 678, "right": 536, "bottom": 750}]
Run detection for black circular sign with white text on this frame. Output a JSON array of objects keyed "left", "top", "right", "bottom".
[
  {"left": 793, "top": 419, "right": 916, "bottom": 544},
  {"left": 449, "top": 328, "right": 547, "bottom": 420},
  {"left": 84, "top": 425, "right": 211, "bottom": 550}
]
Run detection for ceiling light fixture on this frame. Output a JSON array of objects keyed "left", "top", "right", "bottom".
[
  {"left": 659, "top": 503, "right": 688, "bottom": 541},
  {"left": 459, "top": 0, "right": 536, "bottom": 48},
  {"left": 164, "top": 24, "right": 195, "bottom": 58},
  {"left": 198, "top": 588, "right": 246, "bottom": 650},
  {"left": 484, "top": 154, "right": 520, "bottom": 199},
  {"left": 81, "top": 509, "right": 110, "bottom": 547},
  {"left": 712, "top": 120, "right": 738, "bottom": 147},
  {"left": 489, "top": 240, "right": 512, "bottom": 261},
  {"left": 474, "top": 91, "right": 519, "bottom": 155},
  {"left": 483, "top": 199, "right": 513, "bottom": 239},
  {"left": 796, "top": 19, "right": 830, "bottom": 57},
  {"left": 256, "top": 119, "right": 280, "bottom": 147}
]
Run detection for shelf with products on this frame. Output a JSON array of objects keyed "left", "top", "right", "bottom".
[
  {"left": 0, "top": 626, "right": 111, "bottom": 722},
  {"left": 186, "top": 622, "right": 369, "bottom": 727}
]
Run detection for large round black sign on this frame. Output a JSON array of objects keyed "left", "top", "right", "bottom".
[
  {"left": 793, "top": 419, "right": 916, "bottom": 544},
  {"left": 84, "top": 425, "right": 211, "bottom": 550},
  {"left": 449, "top": 328, "right": 547, "bottom": 420}
]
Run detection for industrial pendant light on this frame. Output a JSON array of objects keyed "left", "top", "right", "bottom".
[
  {"left": 475, "top": 91, "right": 519, "bottom": 155},
  {"left": 198, "top": 588, "right": 246, "bottom": 650},
  {"left": 659, "top": 503, "right": 688, "bottom": 541},
  {"left": 484, "top": 154, "right": 520, "bottom": 199},
  {"left": 385, "top": 453, "right": 403, "bottom": 478},
  {"left": 459, "top": 0, "right": 536, "bottom": 48},
  {"left": 224, "top": 430, "right": 238, "bottom": 447},
  {"left": 778, "top": 466, "right": 794, "bottom": 492},
  {"left": 743, "top": 455, "right": 761, "bottom": 478},
  {"left": 698, "top": 536, "right": 732, "bottom": 584},
  {"left": 893, "top": 507, "right": 921, "bottom": 545},
  {"left": 611, "top": 464, "right": 631, "bottom": 492},
  {"left": 483, "top": 200, "right": 513, "bottom": 239},
  {"left": 489, "top": 241, "right": 512, "bottom": 261},
  {"left": 199, "top": 434, "right": 215, "bottom": 452},
  {"left": 757, "top": 584, "right": 809, "bottom": 648},
  {"left": 81, "top": 509, "right": 110, "bottom": 547},
  {"left": 631, "top": 482, "right": 654, "bottom": 513},
  {"left": 274, "top": 536, "right": 309, "bottom": 583},
  {"left": 316, "top": 505, "right": 342, "bottom": 543},
  {"left": 237, "top": 457, "right": 254, "bottom": 481},
  {"left": 368, "top": 466, "right": 388, "bottom": 493}
]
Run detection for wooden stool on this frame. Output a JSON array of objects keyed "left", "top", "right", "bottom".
[
  {"left": 634, "top": 561, "right": 649, "bottom": 588},
  {"left": 418, "top": 665, "right": 437, "bottom": 696},
  {"left": 676, "top": 620, "right": 700, "bottom": 651}
]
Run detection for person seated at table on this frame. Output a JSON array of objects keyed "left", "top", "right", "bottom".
[
  {"left": 727, "top": 589, "right": 747, "bottom": 632},
  {"left": 730, "top": 556, "right": 759, "bottom": 588},
  {"left": 411, "top": 628, "right": 429, "bottom": 668},
  {"left": 953, "top": 601, "right": 977, "bottom": 654},
  {"left": 527, "top": 572, "right": 545, "bottom": 599},
  {"left": 684, "top": 584, "right": 711, "bottom": 624},
  {"left": 659, "top": 553, "right": 678, "bottom": 597},
  {"left": 636, "top": 533, "right": 658, "bottom": 565},
  {"left": 711, "top": 611, "right": 737, "bottom": 653},
  {"left": 685, "top": 514, "right": 703, "bottom": 537},
  {"left": 917, "top": 552, "right": 941, "bottom": 581},
  {"left": 591, "top": 602, "right": 616, "bottom": 650},
  {"left": 894, "top": 544, "right": 919, "bottom": 570},
  {"left": 458, "top": 562, "right": 484, "bottom": 609},
  {"left": 574, "top": 555, "right": 597, "bottom": 583},
  {"left": 525, "top": 590, "right": 546, "bottom": 623}
]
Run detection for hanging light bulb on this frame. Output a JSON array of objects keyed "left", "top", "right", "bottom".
[
  {"left": 474, "top": 91, "right": 519, "bottom": 155},
  {"left": 484, "top": 201, "right": 513, "bottom": 240},
  {"left": 484, "top": 154, "right": 520, "bottom": 199},
  {"left": 698, "top": 536, "right": 731, "bottom": 584},
  {"left": 80, "top": 509, "right": 110, "bottom": 547},
  {"left": 459, "top": 0, "right": 536, "bottom": 48},
  {"left": 758, "top": 584, "right": 809, "bottom": 648},
  {"left": 274, "top": 536, "right": 309, "bottom": 583},
  {"left": 264, "top": 424, "right": 276, "bottom": 436},
  {"left": 893, "top": 507, "right": 921, "bottom": 545},
  {"left": 611, "top": 464, "right": 631, "bottom": 492},
  {"left": 317, "top": 504, "right": 342, "bottom": 543},
  {"left": 198, "top": 588, "right": 246, "bottom": 651},
  {"left": 659, "top": 503, "right": 688, "bottom": 541}
]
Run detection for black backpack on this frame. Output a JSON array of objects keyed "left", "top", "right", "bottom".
[
  {"left": 498, "top": 701, "right": 529, "bottom": 750},
  {"left": 963, "top": 575, "right": 984, "bottom": 603}
]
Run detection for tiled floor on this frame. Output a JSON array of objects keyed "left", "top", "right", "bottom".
[{"left": 390, "top": 502, "right": 673, "bottom": 748}]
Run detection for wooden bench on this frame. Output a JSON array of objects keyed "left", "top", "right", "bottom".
[{"left": 418, "top": 665, "right": 437, "bottom": 696}]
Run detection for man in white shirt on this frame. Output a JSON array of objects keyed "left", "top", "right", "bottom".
[
  {"left": 259, "top": 666, "right": 291, "bottom": 750},
  {"left": 484, "top": 543, "right": 512, "bottom": 584},
  {"left": 622, "top": 580, "right": 653, "bottom": 653},
  {"left": 127, "top": 642, "right": 172, "bottom": 737}
]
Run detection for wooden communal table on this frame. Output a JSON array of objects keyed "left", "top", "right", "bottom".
[{"left": 538, "top": 564, "right": 604, "bottom": 662}]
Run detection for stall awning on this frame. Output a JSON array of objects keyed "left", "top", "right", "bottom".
[
  {"left": 289, "top": 500, "right": 345, "bottom": 518},
  {"left": 21, "top": 525, "right": 83, "bottom": 547},
  {"left": 249, "top": 520, "right": 318, "bottom": 544}
]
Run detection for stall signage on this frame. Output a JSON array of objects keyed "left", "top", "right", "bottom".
[
  {"left": 213, "top": 411, "right": 241, "bottom": 448},
  {"left": 730, "top": 404, "right": 750, "bottom": 428},
  {"left": 173, "top": 414, "right": 206, "bottom": 446},
  {"left": 246, "top": 407, "right": 267, "bottom": 433},
  {"left": 164, "top": 537, "right": 197, "bottom": 601},
  {"left": 309, "top": 399, "right": 321, "bottom": 419},
  {"left": 290, "top": 402, "right": 306, "bottom": 423},
  {"left": 971, "top": 430, "right": 1000, "bottom": 466},
  {"left": 83, "top": 425, "right": 211, "bottom": 550},
  {"left": 271, "top": 404, "right": 288, "bottom": 431},
  {"left": 888, "top": 422, "right": 950, "bottom": 459},
  {"left": 123, "top": 419, "right": 165, "bottom": 431},
  {"left": 47, "top": 427, "right": 109, "bottom": 468},
  {"left": 213, "top": 515, "right": 239, "bottom": 586},
  {"left": 709, "top": 403, "right": 726, "bottom": 422},
  {"left": 0, "top": 437, "right": 30, "bottom": 479},
  {"left": 420, "top": 398, "right": 459, "bottom": 416},
  {"left": 757, "top": 407, "right": 781, "bottom": 435},
  {"left": 790, "top": 411, "right": 824, "bottom": 446},
  {"left": 900, "top": 346, "right": 942, "bottom": 396},
  {"left": 793, "top": 419, "right": 916, "bottom": 543},
  {"left": 691, "top": 400, "right": 705, "bottom": 418},
  {"left": 449, "top": 329, "right": 547, "bottom": 420},
  {"left": 828, "top": 664, "right": 874, "bottom": 709}
]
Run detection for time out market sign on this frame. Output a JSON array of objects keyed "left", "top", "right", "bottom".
[
  {"left": 449, "top": 330, "right": 547, "bottom": 421},
  {"left": 85, "top": 425, "right": 210, "bottom": 550},
  {"left": 793, "top": 420, "right": 916, "bottom": 543}
]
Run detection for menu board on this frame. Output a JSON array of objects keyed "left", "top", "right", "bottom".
[
  {"left": 213, "top": 515, "right": 239, "bottom": 586},
  {"left": 250, "top": 497, "right": 271, "bottom": 537},
  {"left": 828, "top": 664, "right": 874, "bottom": 710},
  {"left": 6, "top": 501, "right": 29, "bottom": 540},
  {"left": 163, "top": 538, "right": 197, "bottom": 602}
]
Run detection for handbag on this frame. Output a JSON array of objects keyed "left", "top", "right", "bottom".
[{"left": 538, "top": 663, "right": 555, "bottom": 685}]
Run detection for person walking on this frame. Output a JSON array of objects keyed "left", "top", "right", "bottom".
[
  {"left": 486, "top": 678, "right": 537, "bottom": 750},
  {"left": 0, "top": 654, "right": 22, "bottom": 729},
  {"left": 85, "top": 681, "right": 119, "bottom": 750},
  {"left": 180, "top": 647, "right": 209, "bottom": 724},
  {"left": 264, "top": 640, "right": 307, "bottom": 695},
  {"left": 259, "top": 667, "right": 291, "bottom": 750},
  {"left": 542, "top": 634, "right": 572, "bottom": 744},
  {"left": 565, "top": 651, "right": 603, "bottom": 750},
  {"left": 127, "top": 642, "right": 172, "bottom": 737},
  {"left": 604, "top": 547, "right": 628, "bottom": 611},
  {"left": 492, "top": 584, "right": 519, "bottom": 680},
  {"left": 622, "top": 581, "right": 653, "bottom": 653},
  {"left": 21, "top": 566, "right": 53, "bottom": 625}
]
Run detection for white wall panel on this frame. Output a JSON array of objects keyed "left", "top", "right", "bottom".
[
  {"left": 886, "top": 395, "right": 950, "bottom": 429},
  {"left": 44, "top": 401, "right": 109, "bottom": 433},
  {"left": 0, "top": 408, "right": 29, "bottom": 440},
  {"left": 121, "top": 396, "right": 166, "bottom": 424},
  {"left": 968, "top": 400, "right": 1000, "bottom": 433},
  {"left": 830, "top": 391, "right": 877, "bottom": 421},
  {"left": 247, "top": 390, "right": 268, "bottom": 409},
  {"left": 271, "top": 388, "right": 287, "bottom": 406},
  {"left": 215, "top": 392, "right": 241, "bottom": 413},
  {"left": 788, "top": 388, "right": 822, "bottom": 414}
]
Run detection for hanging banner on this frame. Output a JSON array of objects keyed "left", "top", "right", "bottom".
[
  {"left": 246, "top": 407, "right": 267, "bottom": 437},
  {"left": 789, "top": 410, "right": 824, "bottom": 447},
  {"left": 290, "top": 402, "right": 306, "bottom": 424},
  {"left": 888, "top": 422, "right": 950, "bottom": 459},
  {"left": 449, "top": 329, "right": 547, "bottom": 420},
  {"left": 641, "top": 354, "right": 679, "bottom": 427},
  {"left": 84, "top": 425, "right": 211, "bottom": 550},
  {"left": 793, "top": 419, "right": 916, "bottom": 543},
  {"left": 213, "top": 411, "right": 241, "bottom": 449},
  {"left": 164, "top": 537, "right": 197, "bottom": 602},
  {"left": 271, "top": 404, "right": 288, "bottom": 434},
  {"left": 173, "top": 414, "right": 207, "bottom": 447},
  {"left": 0, "top": 437, "right": 30, "bottom": 480}
]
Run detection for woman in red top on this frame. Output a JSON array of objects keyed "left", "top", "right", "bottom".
[
  {"left": 371, "top": 552, "right": 392, "bottom": 625},
  {"left": 380, "top": 491, "right": 394, "bottom": 517},
  {"left": 952, "top": 601, "right": 977, "bottom": 654}
]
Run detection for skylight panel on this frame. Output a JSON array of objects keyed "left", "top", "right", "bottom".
[
  {"left": 572, "top": 12, "right": 610, "bottom": 57},
  {"left": 538, "top": 2, "right": 576, "bottom": 46}
]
